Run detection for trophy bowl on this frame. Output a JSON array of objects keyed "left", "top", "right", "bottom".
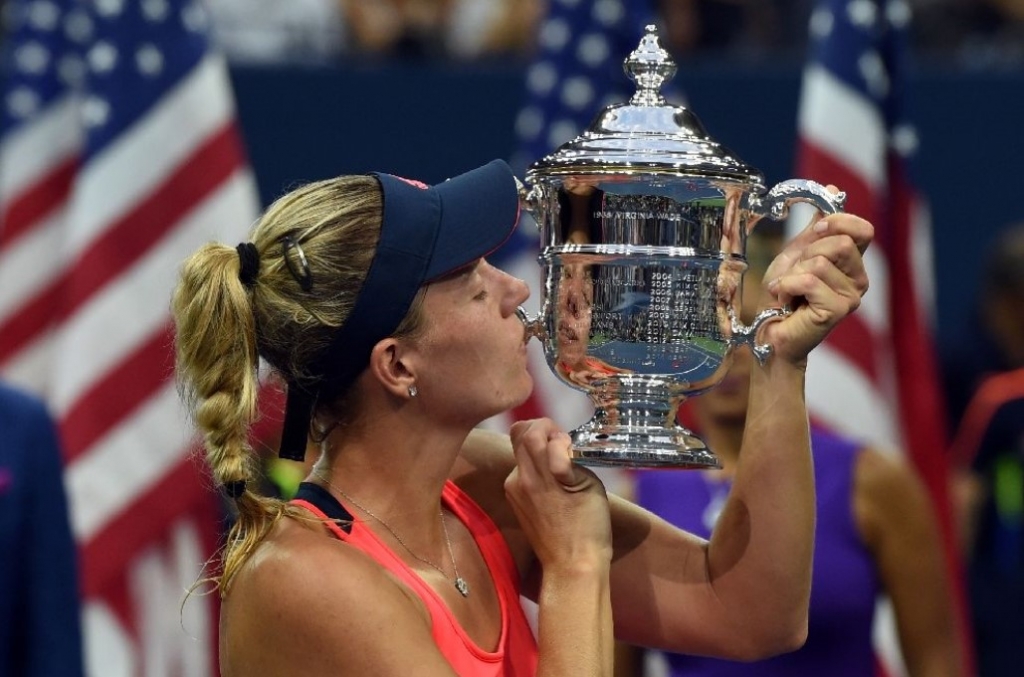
[{"left": 517, "top": 26, "right": 845, "bottom": 469}]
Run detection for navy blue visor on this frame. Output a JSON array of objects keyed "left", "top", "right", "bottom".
[{"left": 278, "top": 159, "right": 521, "bottom": 459}]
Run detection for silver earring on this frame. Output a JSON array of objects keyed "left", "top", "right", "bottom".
[{"left": 408, "top": 385, "right": 418, "bottom": 398}]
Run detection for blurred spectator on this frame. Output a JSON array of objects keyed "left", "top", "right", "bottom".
[
  {"left": 949, "top": 366, "right": 1024, "bottom": 677},
  {"left": 946, "top": 222, "right": 1024, "bottom": 677},
  {"left": 656, "top": 0, "right": 809, "bottom": 59},
  {"left": 0, "top": 382, "right": 84, "bottom": 677},
  {"left": 623, "top": 231, "right": 965, "bottom": 677},
  {"left": 202, "top": 0, "right": 1024, "bottom": 65},
  {"left": 342, "top": 0, "right": 542, "bottom": 59},
  {"left": 341, "top": 0, "right": 449, "bottom": 58},
  {"left": 446, "top": 0, "right": 544, "bottom": 59},
  {"left": 206, "top": 0, "right": 349, "bottom": 65},
  {"left": 205, "top": 0, "right": 542, "bottom": 64},
  {"left": 942, "top": 223, "right": 1024, "bottom": 434}
]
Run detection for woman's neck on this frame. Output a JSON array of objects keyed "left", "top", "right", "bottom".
[{"left": 317, "top": 415, "right": 461, "bottom": 501}]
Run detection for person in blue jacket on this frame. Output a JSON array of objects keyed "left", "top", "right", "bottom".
[{"left": 0, "top": 381, "right": 84, "bottom": 677}]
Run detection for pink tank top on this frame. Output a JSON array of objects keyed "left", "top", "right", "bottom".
[{"left": 291, "top": 481, "right": 539, "bottom": 676}]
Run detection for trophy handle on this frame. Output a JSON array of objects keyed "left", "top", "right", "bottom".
[
  {"left": 515, "top": 177, "right": 543, "bottom": 220},
  {"left": 747, "top": 179, "right": 847, "bottom": 223},
  {"left": 730, "top": 306, "right": 790, "bottom": 366},
  {"left": 516, "top": 306, "right": 547, "bottom": 342},
  {"left": 736, "top": 178, "right": 843, "bottom": 364}
]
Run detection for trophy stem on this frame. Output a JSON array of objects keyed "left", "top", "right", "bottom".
[{"left": 569, "top": 385, "right": 722, "bottom": 469}]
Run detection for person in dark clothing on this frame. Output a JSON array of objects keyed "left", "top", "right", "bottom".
[{"left": 0, "top": 381, "right": 85, "bottom": 677}]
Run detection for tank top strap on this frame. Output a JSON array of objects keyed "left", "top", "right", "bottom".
[
  {"left": 289, "top": 480, "right": 518, "bottom": 670},
  {"left": 291, "top": 481, "right": 354, "bottom": 540},
  {"left": 442, "top": 480, "right": 523, "bottom": 593}
]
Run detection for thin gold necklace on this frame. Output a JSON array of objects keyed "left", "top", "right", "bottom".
[{"left": 312, "top": 470, "right": 470, "bottom": 598}]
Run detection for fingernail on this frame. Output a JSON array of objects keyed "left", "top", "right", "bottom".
[
  {"left": 814, "top": 220, "right": 829, "bottom": 233},
  {"left": 767, "top": 277, "right": 780, "bottom": 292}
]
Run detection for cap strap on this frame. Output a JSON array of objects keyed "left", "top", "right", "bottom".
[{"left": 279, "top": 383, "right": 316, "bottom": 461}]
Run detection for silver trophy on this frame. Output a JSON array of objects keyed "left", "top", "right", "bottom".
[{"left": 517, "top": 26, "right": 845, "bottom": 468}]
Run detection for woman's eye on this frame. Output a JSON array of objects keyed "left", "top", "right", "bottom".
[{"left": 473, "top": 290, "right": 488, "bottom": 301}]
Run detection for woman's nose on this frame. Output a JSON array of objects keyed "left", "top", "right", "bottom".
[{"left": 504, "top": 272, "right": 531, "bottom": 314}]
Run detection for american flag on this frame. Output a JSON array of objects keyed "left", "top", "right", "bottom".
[
  {"left": 0, "top": 0, "right": 260, "bottom": 674},
  {"left": 510, "top": 0, "right": 671, "bottom": 177},
  {"left": 789, "top": 0, "right": 971, "bottom": 674}
]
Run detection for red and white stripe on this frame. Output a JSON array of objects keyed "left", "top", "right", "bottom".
[
  {"left": 791, "top": 55, "right": 968, "bottom": 677},
  {"left": 792, "top": 63, "right": 904, "bottom": 454},
  {"left": 0, "top": 52, "right": 260, "bottom": 676}
]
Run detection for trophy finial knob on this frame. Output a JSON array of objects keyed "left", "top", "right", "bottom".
[{"left": 624, "top": 24, "right": 676, "bottom": 106}]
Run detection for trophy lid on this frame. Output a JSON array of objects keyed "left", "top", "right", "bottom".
[{"left": 527, "top": 25, "right": 763, "bottom": 186}]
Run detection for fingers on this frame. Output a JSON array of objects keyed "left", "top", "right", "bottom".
[
  {"left": 760, "top": 210, "right": 871, "bottom": 352},
  {"left": 770, "top": 256, "right": 863, "bottom": 320},
  {"left": 509, "top": 419, "right": 578, "bottom": 488},
  {"left": 791, "top": 232, "right": 869, "bottom": 297},
  {"left": 765, "top": 214, "right": 872, "bottom": 302},
  {"left": 770, "top": 231, "right": 865, "bottom": 308},
  {"left": 814, "top": 211, "right": 873, "bottom": 255},
  {"left": 770, "top": 212, "right": 874, "bottom": 282}
]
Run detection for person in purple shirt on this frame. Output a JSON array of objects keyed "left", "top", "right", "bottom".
[
  {"left": 625, "top": 232, "right": 965, "bottom": 677},
  {"left": 0, "top": 382, "right": 84, "bottom": 677}
]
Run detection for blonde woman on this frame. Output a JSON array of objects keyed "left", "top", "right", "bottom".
[{"left": 172, "top": 159, "right": 872, "bottom": 676}]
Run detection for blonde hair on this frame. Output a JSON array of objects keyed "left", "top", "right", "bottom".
[{"left": 172, "top": 175, "right": 422, "bottom": 594}]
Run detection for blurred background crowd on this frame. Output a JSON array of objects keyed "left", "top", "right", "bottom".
[
  {"left": 0, "top": 0, "right": 1021, "bottom": 73},
  {"left": 197, "top": 0, "right": 1024, "bottom": 67}
]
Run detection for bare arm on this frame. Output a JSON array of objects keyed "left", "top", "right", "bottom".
[
  {"left": 464, "top": 405, "right": 811, "bottom": 663},
  {"left": 606, "top": 359, "right": 813, "bottom": 659},
  {"left": 533, "top": 561, "right": 614, "bottom": 676},
  {"left": 604, "top": 211, "right": 873, "bottom": 658},
  {"left": 854, "top": 448, "right": 965, "bottom": 677},
  {"left": 504, "top": 420, "right": 615, "bottom": 676}
]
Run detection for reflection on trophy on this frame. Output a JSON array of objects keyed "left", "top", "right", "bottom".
[{"left": 516, "top": 25, "right": 846, "bottom": 469}]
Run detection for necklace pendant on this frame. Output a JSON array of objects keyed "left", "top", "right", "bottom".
[{"left": 455, "top": 577, "right": 470, "bottom": 598}]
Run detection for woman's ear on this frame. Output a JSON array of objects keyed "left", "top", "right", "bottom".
[{"left": 368, "top": 338, "right": 417, "bottom": 399}]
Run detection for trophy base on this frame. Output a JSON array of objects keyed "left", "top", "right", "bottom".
[{"left": 569, "top": 424, "right": 721, "bottom": 469}]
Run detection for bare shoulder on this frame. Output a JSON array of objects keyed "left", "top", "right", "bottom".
[
  {"left": 852, "top": 447, "right": 932, "bottom": 549},
  {"left": 854, "top": 447, "right": 926, "bottom": 504},
  {"left": 220, "top": 516, "right": 453, "bottom": 676}
]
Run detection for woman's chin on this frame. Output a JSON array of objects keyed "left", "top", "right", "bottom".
[
  {"left": 509, "top": 373, "right": 536, "bottom": 408},
  {"left": 475, "top": 373, "right": 536, "bottom": 424}
]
